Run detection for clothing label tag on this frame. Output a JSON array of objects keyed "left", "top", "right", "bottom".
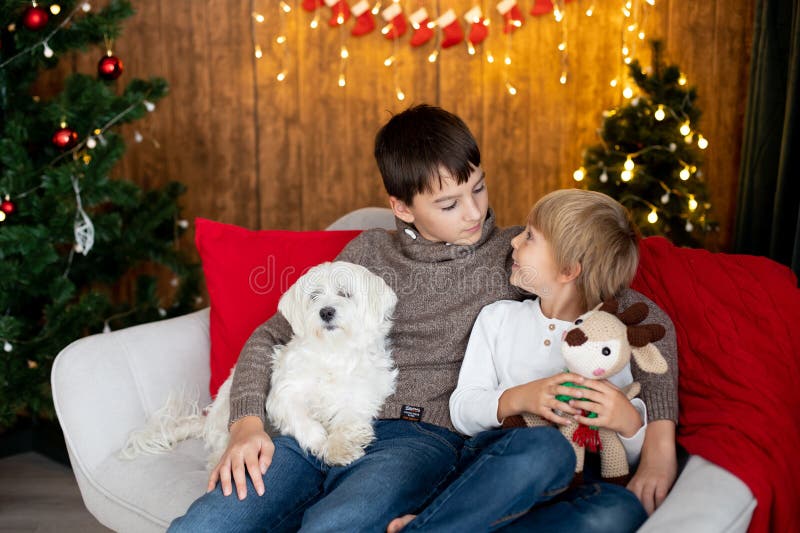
[{"left": 400, "top": 405, "right": 424, "bottom": 422}]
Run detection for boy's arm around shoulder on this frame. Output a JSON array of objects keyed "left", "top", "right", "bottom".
[{"left": 618, "top": 287, "right": 679, "bottom": 423}]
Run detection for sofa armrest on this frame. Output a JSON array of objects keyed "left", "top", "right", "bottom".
[{"left": 52, "top": 308, "right": 211, "bottom": 474}]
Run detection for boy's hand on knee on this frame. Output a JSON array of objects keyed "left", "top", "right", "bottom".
[
  {"left": 207, "top": 416, "right": 274, "bottom": 500},
  {"left": 626, "top": 420, "right": 677, "bottom": 514}
]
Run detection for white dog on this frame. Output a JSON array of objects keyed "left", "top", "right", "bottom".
[{"left": 121, "top": 261, "right": 398, "bottom": 468}]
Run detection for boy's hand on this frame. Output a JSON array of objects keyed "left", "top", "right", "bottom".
[
  {"left": 567, "top": 380, "right": 642, "bottom": 437},
  {"left": 499, "top": 373, "right": 583, "bottom": 425},
  {"left": 207, "top": 416, "right": 275, "bottom": 500},
  {"left": 627, "top": 420, "right": 678, "bottom": 514}
]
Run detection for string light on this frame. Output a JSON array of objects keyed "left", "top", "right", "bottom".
[
  {"left": 688, "top": 195, "right": 698, "bottom": 211},
  {"left": 621, "top": 170, "right": 633, "bottom": 181},
  {"left": 50, "top": 4, "right": 61, "bottom": 15},
  {"left": 678, "top": 73, "right": 687, "bottom": 85},
  {"left": 573, "top": 168, "right": 585, "bottom": 181},
  {"left": 252, "top": 11, "right": 265, "bottom": 23},
  {"left": 654, "top": 105, "right": 666, "bottom": 121},
  {"left": 622, "top": 86, "right": 633, "bottom": 99},
  {"left": 624, "top": 156, "right": 635, "bottom": 171},
  {"left": 679, "top": 121, "right": 691, "bottom": 136},
  {"left": 697, "top": 135, "right": 709, "bottom": 149},
  {"left": 254, "top": 44, "right": 263, "bottom": 59},
  {"left": 554, "top": 0, "right": 569, "bottom": 86},
  {"left": 679, "top": 165, "right": 691, "bottom": 180},
  {"left": 428, "top": 50, "right": 439, "bottom": 63},
  {"left": 647, "top": 209, "right": 658, "bottom": 224},
  {"left": 505, "top": 82, "right": 517, "bottom": 96}
]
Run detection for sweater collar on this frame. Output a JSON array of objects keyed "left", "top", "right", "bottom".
[{"left": 394, "top": 208, "right": 498, "bottom": 262}]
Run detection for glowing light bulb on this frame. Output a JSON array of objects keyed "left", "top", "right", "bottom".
[
  {"left": 679, "top": 74, "right": 687, "bottom": 85},
  {"left": 280, "top": 1, "right": 291, "bottom": 13},
  {"left": 396, "top": 88, "right": 405, "bottom": 101},
  {"left": 622, "top": 87, "right": 633, "bottom": 99},
  {"left": 647, "top": 210, "right": 658, "bottom": 224},
  {"left": 310, "top": 18, "right": 319, "bottom": 28},
  {"left": 384, "top": 56, "right": 394, "bottom": 67},
  {"left": 559, "top": 73, "right": 567, "bottom": 84},
  {"left": 610, "top": 78, "right": 618, "bottom": 87},
  {"left": 86, "top": 136, "right": 97, "bottom": 149},
  {"left": 558, "top": 42, "right": 566, "bottom": 51},
  {"left": 622, "top": 46, "right": 629, "bottom": 56},
  {"left": 688, "top": 196, "right": 698, "bottom": 211},
  {"left": 340, "top": 47, "right": 349, "bottom": 59},
  {"left": 50, "top": 4, "right": 61, "bottom": 15},
  {"left": 504, "top": 55, "right": 511, "bottom": 66},
  {"left": 679, "top": 122, "right": 691, "bottom": 136},
  {"left": 599, "top": 170, "right": 608, "bottom": 183},
  {"left": 506, "top": 82, "right": 517, "bottom": 96},
  {"left": 646, "top": 0, "right": 656, "bottom": 5},
  {"left": 81, "top": 2, "right": 91, "bottom": 12},
  {"left": 573, "top": 168, "right": 585, "bottom": 182},
  {"left": 697, "top": 135, "right": 709, "bottom": 149},
  {"left": 654, "top": 105, "right": 666, "bottom": 121},
  {"left": 428, "top": 51, "right": 439, "bottom": 63},
  {"left": 252, "top": 12, "right": 265, "bottom": 22},
  {"left": 276, "top": 35, "right": 287, "bottom": 44},
  {"left": 338, "top": 74, "right": 346, "bottom": 87},
  {"left": 144, "top": 100, "right": 156, "bottom": 112},
  {"left": 254, "top": 45, "right": 263, "bottom": 59},
  {"left": 621, "top": 170, "right": 633, "bottom": 182},
  {"left": 679, "top": 166, "right": 691, "bottom": 180},
  {"left": 638, "top": 31, "right": 645, "bottom": 40},
  {"left": 624, "top": 157, "right": 634, "bottom": 171},
  {"left": 468, "top": 42, "right": 476, "bottom": 55},
  {"left": 486, "top": 52, "right": 495, "bottom": 63},
  {"left": 43, "top": 42, "right": 54, "bottom": 58},
  {"left": 624, "top": 57, "right": 632, "bottom": 64},
  {"left": 276, "top": 70, "right": 287, "bottom": 82},
  {"left": 337, "top": 14, "right": 344, "bottom": 24},
  {"left": 661, "top": 192, "right": 670, "bottom": 204},
  {"left": 685, "top": 221, "right": 693, "bottom": 232},
  {"left": 585, "top": 7, "right": 593, "bottom": 16}
]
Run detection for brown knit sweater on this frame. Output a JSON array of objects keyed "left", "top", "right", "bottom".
[{"left": 229, "top": 209, "right": 679, "bottom": 433}]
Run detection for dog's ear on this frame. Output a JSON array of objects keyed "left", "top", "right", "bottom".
[
  {"left": 367, "top": 274, "right": 397, "bottom": 327},
  {"left": 277, "top": 277, "right": 308, "bottom": 338}
]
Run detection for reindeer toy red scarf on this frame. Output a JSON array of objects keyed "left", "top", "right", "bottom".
[{"left": 504, "top": 299, "right": 668, "bottom": 483}]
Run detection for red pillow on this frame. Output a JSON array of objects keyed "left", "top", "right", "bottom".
[{"left": 195, "top": 218, "right": 361, "bottom": 396}]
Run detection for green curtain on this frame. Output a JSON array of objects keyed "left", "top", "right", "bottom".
[{"left": 734, "top": 0, "right": 799, "bottom": 278}]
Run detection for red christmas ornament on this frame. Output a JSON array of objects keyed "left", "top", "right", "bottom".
[
  {"left": 52, "top": 127, "right": 79, "bottom": 150},
  {"left": 408, "top": 8, "right": 433, "bottom": 47},
  {"left": 0, "top": 199, "right": 15, "bottom": 215},
  {"left": 437, "top": 9, "right": 464, "bottom": 49},
  {"left": 325, "top": 0, "right": 350, "bottom": 26},
  {"left": 302, "top": 0, "right": 324, "bottom": 11},
  {"left": 22, "top": 5, "right": 49, "bottom": 31},
  {"left": 98, "top": 54, "right": 124, "bottom": 80},
  {"left": 465, "top": 6, "right": 489, "bottom": 45},
  {"left": 381, "top": 2, "right": 407, "bottom": 40},
  {"left": 496, "top": 0, "right": 524, "bottom": 34},
  {"left": 350, "top": 0, "right": 375, "bottom": 37}
]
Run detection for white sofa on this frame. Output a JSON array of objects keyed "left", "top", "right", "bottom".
[{"left": 52, "top": 208, "right": 756, "bottom": 532}]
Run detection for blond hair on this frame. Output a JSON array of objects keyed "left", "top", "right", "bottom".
[{"left": 528, "top": 189, "right": 640, "bottom": 309}]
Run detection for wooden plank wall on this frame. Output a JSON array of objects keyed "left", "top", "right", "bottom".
[{"left": 102, "top": 0, "right": 753, "bottom": 249}]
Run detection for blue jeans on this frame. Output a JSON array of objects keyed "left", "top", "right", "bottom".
[
  {"left": 404, "top": 426, "right": 576, "bottom": 532},
  {"left": 168, "top": 420, "right": 463, "bottom": 533},
  {"left": 405, "top": 427, "right": 647, "bottom": 533}
]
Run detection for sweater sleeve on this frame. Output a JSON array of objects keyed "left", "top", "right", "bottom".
[
  {"left": 618, "top": 288, "right": 679, "bottom": 423},
  {"left": 228, "top": 312, "right": 293, "bottom": 429},
  {"left": 449, "top": 305, "right": 506, "bottom": 436},
  {"left": 228, "top": 234, "right": 370, "bottom": 429}
]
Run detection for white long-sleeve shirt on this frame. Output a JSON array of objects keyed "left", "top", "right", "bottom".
[{"left": 450, "top": 298, "right": 648, "bottom": 467}]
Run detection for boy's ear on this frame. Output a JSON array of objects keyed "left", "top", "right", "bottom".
[
  {"left": 389, "top": 196, "right": 415, "bottom": 224},
  {"left": 557, "top": 262, "right": 581, "bottom": 283}
]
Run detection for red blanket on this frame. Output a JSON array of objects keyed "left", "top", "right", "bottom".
[{"left": 632, "top": 237, "right": 800, "bottom": 533}]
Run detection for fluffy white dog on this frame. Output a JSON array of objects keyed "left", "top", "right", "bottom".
[{"left": 121, "top": 261, "right": 398, "bottom": 468}]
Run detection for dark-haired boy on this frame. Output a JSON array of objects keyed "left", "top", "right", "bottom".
[{"left": 169, "top": 105, "right": 678, "bottom": 532}]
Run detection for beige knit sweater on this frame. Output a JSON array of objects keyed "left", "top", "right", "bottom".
[{"left": 229, "top": 209, "right": 678, "bottom": 433}]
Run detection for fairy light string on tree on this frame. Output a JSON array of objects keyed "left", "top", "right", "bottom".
[{"left": 574, "top": 41, "right": 716, "bottom": 247}]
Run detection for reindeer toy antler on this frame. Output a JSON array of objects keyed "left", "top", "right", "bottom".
[{"left": 505, "top": 298, "right": 668, "bottom": 484}]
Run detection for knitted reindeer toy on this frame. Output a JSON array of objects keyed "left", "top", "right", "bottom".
[{"left": 503, "top": 298, "right": 668, "bottom": 484}]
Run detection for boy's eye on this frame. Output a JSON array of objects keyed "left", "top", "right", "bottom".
[
  {"left": 442, "top": 202, "right": 457, "bottom": 211},
  {"left": 526, "top": 231, "right": 533, "bottom": 240},
  {"left": 473, "top": 184, "right": 485, "bottom": 193}
]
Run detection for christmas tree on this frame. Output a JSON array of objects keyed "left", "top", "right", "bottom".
[
  {"left": 574, "top": 41, "right": 717, "bottom": 248},
  {"left": 0, "top": 0, "right": 201, "bottom": 429}
]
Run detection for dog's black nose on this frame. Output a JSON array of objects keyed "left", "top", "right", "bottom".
[{"left": 319, "top": 307, "right": 336, "bottom": 323}]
